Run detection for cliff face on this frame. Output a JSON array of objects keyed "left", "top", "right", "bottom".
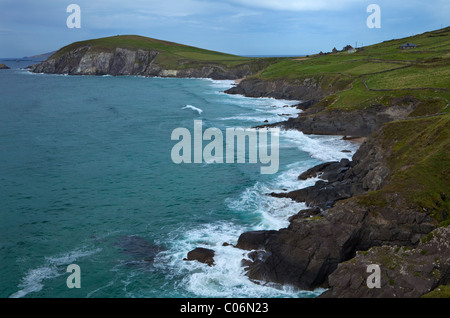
[
  {"left": 279, "top": 97, "right": 420, "bottom": 137},
  {"left": 225, "top": 78, "right": 324, "bottom": 101},
  {"left": 31, "top": 46, "right": 253, "bottom": 80},
  {"left": 229, "top": 78, "right": 422, "bottom": 138},
  {"left": 320, "top": 225, "right": 450, "bottom": 298}
]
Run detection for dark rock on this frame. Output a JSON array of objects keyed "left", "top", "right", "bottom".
[
  {"left": 320, "top": 226, "right": 450, "bottom": 298},
  {"left": 340, "top": 158, "right": 350, "bottom": 167},
  {"left": 225, "top": 78, "right": 324, "bottom": 101},
  {"left": 289, "top": 207, "right": 321, "bottom": 222},
  {"left": 298, "top": 161, "right": 339, "bottom": 180},
  {"left": 235, "top": 231, "right": 278, "bottom": 251},
  {"left": 239, "top": 196, "right": 436, "bottom": 290},
  {"left": 235, "top": 124, "right": 437, "bottom": 291},
  {"left": 185, "top": 247, "right": 215, "bottom": 266},
  {"left": 296, "top": 100, "right": 319, "bottom": 110},
  {"left": 277, "top": 101, "right": 419, "bottom": 137},
  {"left": 0, "top": 63, "right": 10, "bottom": 69},
  {"left": 241, "top": 259, "right": 253, "bottom": 268}
]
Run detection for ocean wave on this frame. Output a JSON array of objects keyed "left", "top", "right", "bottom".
[
  {"left": 218, "top": 114, "right": 276, "bottom": 123},
  {"left": 280, "top": 130, "right": 358, "bottom": 162},
  {"left": 224, "top": 93, "right": 300, "bottom": 108},
  {"left": 154, "top": 222, "right": 324, "bottom": 298},
  {"left": 204, "top": 79, "right": 235, "bottom": 90},
  {"left": 10, "top": 247, "right": 101, "bottom": 298},
  {"left": 182, "top": 105, "right": 203, "bottom": 115}
]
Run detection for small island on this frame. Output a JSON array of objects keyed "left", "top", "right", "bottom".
[{"left": 0, "top": 63, "right": 10, "bottom": 69}]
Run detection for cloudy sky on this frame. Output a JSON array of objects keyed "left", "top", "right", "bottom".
[{"left": 0, "top": 0, "right": 448, "bottom": 57}]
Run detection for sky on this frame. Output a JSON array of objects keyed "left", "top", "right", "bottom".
[{"left": 0, "top": 0, "right": 449, "bottom": 57}]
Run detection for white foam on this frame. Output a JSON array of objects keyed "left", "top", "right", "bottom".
[
  {"left": 10, "top": 247, "right": 101, "bottom": 298},
  {"left": 204, "top": 79, "right": 235, "bottom": 90},
  {"left": 182, "top": 105, "right": 203, "bottom": 115},
  {"left": 155, "top": 222, "right": 324, "bottom": 298},
  {"left": 218, "top": 114, "right": 278, "bottom": 123},
  {"left": 280, "top": 130, "right": 358, "bottom": 162},
  {"left": 226, "top": 182, "right": 303, "bottom": 230}
]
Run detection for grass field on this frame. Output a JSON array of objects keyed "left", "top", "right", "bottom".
[{"left": 249, "top": 26, "right": 450, "bottom": 113}]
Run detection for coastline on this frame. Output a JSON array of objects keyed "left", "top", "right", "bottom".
[
  {"left": 185, "top": 78, "right": 367, "bottom": 296},
  {"left": 217, "top": 77, "right": 449, "bottom": 297},
  {"left": 26, "top": 47, "right": 450, "bottom": 297}
]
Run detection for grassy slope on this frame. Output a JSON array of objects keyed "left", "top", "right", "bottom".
[
  {"left": 50, "top": 34, "right": 278, "bottom": 72},
  {"left": 357, "top": 113, "right": 450, "bottom": 225},
  {"left": 251, "top": 26, "right": 450, "bottom": 114}
]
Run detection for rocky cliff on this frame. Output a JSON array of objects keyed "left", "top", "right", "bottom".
[
  {"left": 228, "top": 78, "right": 423, "bottom": 138},
  {"left": 225, "top": 78, "right": 325, "bottom": 101},
  {"left": 320, "top": 225, "right": 450, "bottom": 298},
  {"left": 31, "top": 45, "right": 255, "bottom": 80},
  {"left": 233, "top": 113, "right": 449, "bottom": 297}
]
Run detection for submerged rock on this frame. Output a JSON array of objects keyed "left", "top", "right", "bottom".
[{"left": 114, "top": 235, "right": 162, "bottom": 263}]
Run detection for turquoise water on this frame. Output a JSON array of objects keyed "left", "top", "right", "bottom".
[{"left": 0, "top": 67, "right": 358, "bottom": 298}]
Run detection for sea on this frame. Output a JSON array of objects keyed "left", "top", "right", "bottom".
[{"left": 0, "top": 59, "right": 359, "bottom": 298}]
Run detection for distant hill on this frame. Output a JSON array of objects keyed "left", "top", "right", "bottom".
[
  {"left": 23, "top": 51, "right": 56, "bottom": 60},
  {"left": 31, "top": 35, "right": 275, "bottom": 79}
]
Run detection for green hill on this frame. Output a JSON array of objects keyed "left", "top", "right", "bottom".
[
  {"left": 52, "top": 35, "right": 253, "bottom": 68},
  {"left": 36, "top": 35, "right": 276, "bottom": 78},
  {"left": 246, "top": 26, "right": 450, "bottom": 114}
]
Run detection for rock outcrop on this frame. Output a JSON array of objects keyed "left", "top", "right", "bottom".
[
  {"left": 184, "top": 247, "right": 216, "bottom": 266},
  {"left": 225, "top": 78, "right": 325, "bottom": 101},
  {"left": 270, "top": 134, "right": 390, "bottom": 210},
  {"left": 0, "top": 63, "right": 10, "bottom": 69},
  {"left": 320, "top": 226, "right": 450, "bottom": 298},
  {"left": 229, "top": 77, "right": 421, "bottom": 138},
  {"left": 279, "top": 98, "right": 420, "bottom": 137}
]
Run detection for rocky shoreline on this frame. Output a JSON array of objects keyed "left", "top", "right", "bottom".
[{"left": 188, "top": 78, "right": 449, "bottom": 297}]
